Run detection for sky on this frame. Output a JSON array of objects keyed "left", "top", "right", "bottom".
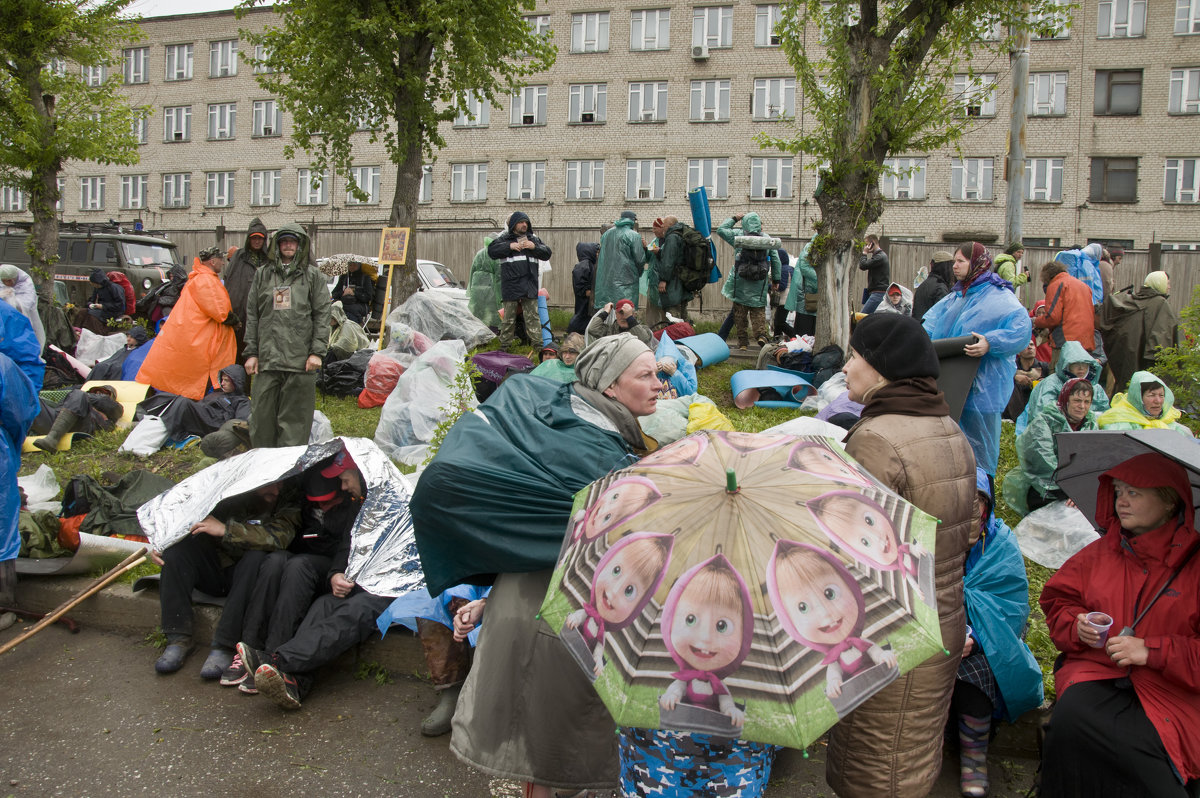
[{"left": 126, "top": 0, "right": 245, "bottom": 18}]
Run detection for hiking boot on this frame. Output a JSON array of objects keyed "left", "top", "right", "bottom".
[
  {"left": 200, "top": 648, "right": 234, "bottom": 680},
  {"left": 421, "top": 684, "right": 461, "bottom": 737},
  {"left": 180, "top": 435, "right": 201, "bottom": 449},
  {"left": 255, "top": 663, "right": 302, "bottom": 710},
  {"left": 154, "top": 641, "right": 194, "bottom": 674},
  {"left": 0, "top": 612, "right": 15, "bottom": 632},
  {"left": 237, "top": 670, "right": 258, "bottom": 695},
  {"left": 33, "top": 409, "right": 79, "bottom": 453},
  {"left": 220, "top": 653, "right": 250, "bottom": 687}
]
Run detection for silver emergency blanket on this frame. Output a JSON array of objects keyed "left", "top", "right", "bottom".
[
  {"left": 136, "top": 436, "right": 424, "bottom": 598},
  {"left": 386, "top": 289, "right": 495, "bottom": 350}
]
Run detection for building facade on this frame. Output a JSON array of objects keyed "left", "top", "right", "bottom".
[{"left": 3, "top": 0, "right": 1198, "bottom": 251}]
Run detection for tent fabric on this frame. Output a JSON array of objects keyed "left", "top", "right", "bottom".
[{"left": 411, "top": 375, "right": 638, "bottom": 596}]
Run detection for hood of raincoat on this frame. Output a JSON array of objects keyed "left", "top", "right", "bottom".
[
  {"left": 928, "top": 257, "right": 954, "bottom": 288},
  {"left": 741, "top": 213, "right": 763, "bottom": 234},
  {"left": 506, "top": 211, "right": 533, "bottom": 235},
  {"left": 89, "top": 269, "right": 109, "bottom": 285},
  {"left": 267, "top": 222, "right": 311, "bottom": 268},
  {"left": 243, "top": 217, "right": 269, "bottom": 252},
  {"left": 1053, "top": 340, "right": 1101, "bottom": 384},
  {"left": 1095, "top": 452, "right": 1194, "bottom": 537},
  {"left": 576, "top": 241, "right": 600, "bottom": 263},
  {"left": 219, "top": 364, "right": 247, "bottom": 394},
  {"left": 611, "top": 216, "right": 635, "bottom": 231},
  {"left": 330, "top": 301, "right": 349, "bottom": 327},
  {"left": 1123, "top": 371, "right": 1177, "bottom": 418}
]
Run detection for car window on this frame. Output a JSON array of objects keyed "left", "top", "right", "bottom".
[
  {"left": 93, "top": 241, "right": 117, "bottom": 263},
  {"left": 68, "top": 240, "right": 88, "bottom": 262},
  {"left": 120, "top": 241, "right": 179, "bottom": 267}
]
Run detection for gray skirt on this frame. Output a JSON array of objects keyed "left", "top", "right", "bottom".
[{"left": 450, "top": 569, "right": 620, "bottom": 789}]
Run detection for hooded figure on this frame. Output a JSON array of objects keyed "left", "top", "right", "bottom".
[
  {"left": 225, "top": 217, "right": 271, "bottom": 354},
  {"left": 715, "top": 213, "right": 782, "bottom": 349},
  {"left": 1014, "top": 339, "right": 1110, "bottom": 434},
  {"left": 487, "top": 211, "right": 551, "bottom": 350},
  {"left": 85, "top": 269, "right": 126, "bottom": 322},
  {"left": 567, "top": 241, "right": 600, "bottom": 334},
  {"left": 645, "top": 217, "right": 692, "bottom": 316},
  {"left": 1097, "top": 370, "right": 1193, "bottom": 437},
  {"left": 156, "top": 364, "right": 251, "bottom": 442},
  {"left": 137, "top": 249, "right": 238, "bottom": 400},
  {"left": 912, "top": 252, "right": 955, "bottom": 322},
  {"left": 593, "top": 212, "right": 647, "bottom": 310},
  {"left": 467, "top": 235, "right": 503, "bottom": 328},
  {"left": 330, "top": 258, "right": 376, "bottom": 325},
  {"left": 1033, "top": 261, "right": 1098, "bottom": 354},
  {"left": 783, "top": 242, "right": 819, "bottom": 325},
  {"left": 0, "top": 264, "right": 45, "bottom": 349},
  {"left": 874, "top": 282, "right": 913, "bottom": 316},
  {"left": 1097, "top": 272, "right": 1179, "bottom": 392},
  {"left": 327, "top": 302, "right": 371, "bottom": 362},
  {"left": 88, "top": 325, "right": 149, "bottom": 381}
]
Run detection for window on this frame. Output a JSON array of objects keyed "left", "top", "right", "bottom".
[
  {"left": 250, "top": 170, "right": 281, "bottom": 206},
  {"left": 526, "top": 14, "right": 551, "bottom": 38},
  {"left": 253, "top": 44, "right": 273, "bottom": 74},
  {"left": 80, "top": 177, "right": 105, "bottom": 211},
  {"left": 753, "top": 77, "right": 795, "bottom": 119},
  {"left": 47, "top": 59, "right": 66, "bottom": 76},
  {"left": 950, "top": 158, "right": 994, "bottom": 201},
  {"left": 751, "top": 157, "right": 793, "bottom": 199},
  {"left": 162, "top": 173, "right": 190, "bottom": 208},
  {"left": 953, "top": 73, "right": 997, "bottom": 117},
  {"left": 626, "top": 159, "right": 666, "bottom": 200},
  {"left": 119, "top": 175, "right": 147, "bottom": 210},
  {"left": 55, "top": 177, "right": 64, "bottom": 212},
  {"left": 507, "top": 161, "right": 546, "bottom": 201},
  {"left": 1033, "top": 0, "right": 1071, "bottom": 38},
  {"left": 296, "top": 169, "right": 326, "bottom": 205},
  {"left": 755, "top": 5, "right": 782, "bottom": 46},
  {"left": 451, "top": 163, "right": 487, "bottom": 202},
  {"left": 346, "top": 166, "right": 381, "bottom": 205},
  {"left": 252, "top": 100, "right": 281, "bottom": 136},
  {"left": 1028, "top": 72, "right": 1068, "bottom": 116},
  {"left": 1, "top": 187, "right": 26, "bottom": 212},
  {"left": 1165, "top": 158, "right": 1200, "bottom": 203},
  {"left": 205, "top": 171, "right": 234, "bottom": 207},
  {"left": 418, "top": 165, "right": 433, "bottom": 204},
  {"left": 510, "top": 85, "right": 547, "bottom": 126},
  {"left": 454, "top": 92, "right": 490, "bottom": 127},
  {"left": 1095, "top": 70, "right": 1142, "bottom": 115},
  {"left": 81, "top": 65, "right": 105, "bottom": 87},
  {"left": 566, "top": 160, "right": 605, "bottom": 199},
  {"left": 1162, "top": 241, "right": 1200, "bottom": 251},
  {"left": 1169, "top": 69, "right": 1200, "bottom": 114},
  {"left": 631, "top": 9, "right": 670, "bottom": 50},
  {"left": 165, "top": 44, "right": 193, "bottom": 81},
  {"left": 1177, "top": 0, "right": 1200, "bottom": 34},
  {"left": 1089, "top": 157, "right": 1138, "bottom": 202},
  {"left": 690, "top": 80, "right": 730, "bottom": 122},
  {"left": 979, "top": 17, "right": 1005, "bottom": 41},
  {"left": 571, "top": 12, "right": 609, "bottom": 53},
  {"left": 688, "top": 158, "right": 729, "bottom": 199},
  {"left": 164, "top": 106, "right": 191, "bottom": 142},
  {"left": 210, "top": 39, "right": 238, "bottom": 77},
  {"left": 569, "top": 83, "right": 606, "bottom": 123},
  {"left": 1098, "top": 0, "right": 1145, "bottom": 37},
  {"left": 693, "top": 6, "right": 733, "bottom": 48},
  {"left": 629, "top": 81, "right": 668, "bottom": 122},
  {"left": 881, "top": 157, "right": 927, "bottom": 200},
  {"left": 1024, "top": 157, "right": 1064, "bottom": 202},
  {"left": 207, "top": 103, "right": 236, "bottom": 140},
  {"left": 131, "top": 113, "right": 148, "bottom": 145}
]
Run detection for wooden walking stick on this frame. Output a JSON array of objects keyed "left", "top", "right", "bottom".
[{"left": 0, "top": 547, "right": 147, "bottom": 655}]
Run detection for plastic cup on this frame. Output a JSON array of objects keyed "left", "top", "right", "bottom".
[{"left": 1086, "top": 612, "right": 1113, "bottom": 648}]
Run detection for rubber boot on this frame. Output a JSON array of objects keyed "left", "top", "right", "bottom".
[
  {"left": 0, "top": 559, "right": 16, "bottom": 631},
  {"left": 959, "top": 712, "right": 991, "bottom": 798},
  {"left": 420, "top": 684, "right": 461, "bottom": 737},
  {"left": 33, "top": 409, "right": 80, "bottom": 452}
]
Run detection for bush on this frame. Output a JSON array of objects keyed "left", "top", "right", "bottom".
[{"left": 1150, "top": 283, "right": 1200, "bottom": 424}]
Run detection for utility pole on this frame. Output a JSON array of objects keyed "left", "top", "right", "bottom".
[{"left": 1005, "top": 7, "right": 1030, "bottom": 248}]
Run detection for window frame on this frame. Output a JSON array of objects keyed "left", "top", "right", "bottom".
[
  {"left": 454, "top": 92, "right": 491, "bottom": 127},
  {"left": 252, "top": 99, "right": 282, "bottom": 137},
  {"left": 953, "top": 73, "right": 997, "bottom": 117},
  {"left": 205, "top": 171, "right": 235, "bottom": 208},
  {"left": 209, "top": 39, "right": 238, "bottom": 78},
  {"left": 79, "top": 176, "right": 105, "bottom": 211},
  {"left": 626, "top": 158, "right": 667, "bottom": 200},
  {"left": 1164, "top": 157, "right": 1200, "bottom": 203},
  {"left": 630, "top": 9, "right": 670, "bottom": 51},
  {"left": 687, "top": 157, "right": 730, "bottom": 200},
  {"left": 629, "top": 81, "right": 668, "bottom": 122},
  {"left": 81, "top": 64, "right": 106, "bottom": 87},
  {"left": 250, "top": 169, "right": 282, "bottom": 207},
  {"left": 568, "top": 83, "right": 607, "bottom": 124},
  {"left": 1, "top": 186, "right": 27, "bottom": 213},
  {"left": 207, "top": 102, "right": 237, "bottom": 140},
  {"left": 750, "top": 157, "right": 793, "bottom": 199},
  {"left": 418, "top": 165, "right": 433, "bottom": 204},
  {"left": 164, "top": 43, "right": 193, "bottom": 81},
  {"left": 162, "top": 173, "right": 190, "bottom": 209},
  {"left": 753, "top": 77, "right": 795, "bottom": 120},
  {"left": 570, "top": 11, "right": 610, "bottom": 53},
  {"left": 1176, "top": 0, "right": 1200, "bottom": 34},
  {"left": 119, "top": 174, "right": 148, "bottom": 210},
  {"left": 163, "top": 105, "right": 192, "bottom": 143},
  {"left": 950, "top": 157, "right": 995, "bottom": 201},
  {"left": 1169, "top": 68, "right": 1200, "bottom": 114},
  {"left": 507, "top": 161, "right": 547, "bottom": 201},
  {"left": 1024, "top": 157, "right": 1065, "bottom": 202},
  {"left": 1094, "top": 69, "right": 1142, "bottom": 115},
  {"left": 1033, "top": 0, "right": 1072, "bottom": 39},
  {"left": 1097, "top": 0, "right": 1146, "bottom": 38},
  {"left": 510, "top": 85, "right": 548, "bottom": 126},
  {"left": 755, "top": 4, "right": 782, "bottom": 46},
  {"left": 296, "top": 169, "right": 327, "bottom": 206},
  {"left": 566, "top": 160, "right": 605, "bottom": 200},
  {"left": 252, "top": 44, "right": 273, "bottom": 74},
  {"left": 1028, "top": 72, "right": 1068, "bottom": 116},
  {"left": 346, "top": 165, "right": 381, "bottom": 205},
  {"left": 881, "top": 157, "right": 927, "bottom": 200},
  {"left": 692, "top": 6, "right": 734, "bottom": 49},
  {"left": 690, "top": 79, "right": 731, "bottom": 122},
  {"left": 1089, "top": 156, "right": 1139, "bottom": 203},
  {"left": 451, "top": 163, "right": 488, "bottom": 202}
]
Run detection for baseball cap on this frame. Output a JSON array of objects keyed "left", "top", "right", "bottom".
[
  {"left": 320, "top": 450, "right": 357, "bottom": 479},
  {"left": 198, "top": 245, "right": 224, "bottom": 260},
  {"left": 303, "top": 469, "right": 339, "bottom": 502}
]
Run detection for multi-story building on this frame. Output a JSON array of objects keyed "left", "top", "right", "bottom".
[{"left": 4, "top": 0, "right": 1199, "bottom": 251}]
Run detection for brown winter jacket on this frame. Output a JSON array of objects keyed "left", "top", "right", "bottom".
[{"left": 828, "top": 407, "right": 977, "bottom": 798}]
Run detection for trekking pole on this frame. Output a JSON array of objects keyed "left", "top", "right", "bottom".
[{"left": 0, "top": 547, "right": 147, "bottom": 655}]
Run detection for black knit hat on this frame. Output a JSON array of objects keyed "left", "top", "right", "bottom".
[{"left": 849, "top": 313, "right": 939, "bottom": 381}]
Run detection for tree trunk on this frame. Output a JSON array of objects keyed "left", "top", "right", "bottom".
[
  {"left": 22, "top": 65, "right": 61, "bottom": 303},
  {"left": 815, "top": 243, "right": 857, "bottom": 353},
  {"left": 383, "top": 132, "right": 423, "bottom": 319}
]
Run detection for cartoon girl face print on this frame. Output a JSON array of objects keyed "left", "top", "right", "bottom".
[
  {"left": 787, "top": 443, "right": 869, "bottom": 485},
  {"left": 774, "top": 549, "right": 861, "bottom": 647},
  {"left": 591, "top": 534, "right": 673, "bottom": 625},
  {"left": 719, "top": 430, "right": 791, "bottom": 454},
  {"left": 808, "top": 491, "right": 900, "bottom": 569},
  {"left": 671, "top": 582, "right": 744, "bottom": 673},
  {"left": 638, "top": 435, "right": 708, "bottom": 468},
  {"left": 576, "top": 476, "right": 662, "bottom": 543}
]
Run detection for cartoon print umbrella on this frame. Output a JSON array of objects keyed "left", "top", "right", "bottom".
[{"left": 538, "top": 430, "right": 946, "bottom": 750}]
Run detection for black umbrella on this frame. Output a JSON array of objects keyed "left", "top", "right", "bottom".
[{"left": 1053, "top": 429, "right": 1200, "bottom": 527}]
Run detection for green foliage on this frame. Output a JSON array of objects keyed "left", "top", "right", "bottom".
[
  {"left": 423, "top": 358, "right": 480, "bottom": 465},
  {"left": 1147, "top": 284, "right": 1200, "bottom": 424},
  {"left": 143, "top": 627, "right": 167, "bottom": 650},
  {"left": 354, "top": 660, "right": 394, "bottom": 686}
]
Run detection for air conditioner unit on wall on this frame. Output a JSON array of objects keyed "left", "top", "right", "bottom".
[
  {"left": 262, "top": 126, "right": 273, "bottom": 136},
  {"left": 581, "top": 112, "right": 594, "bottom": 123},
  {"left": 703, "top": 110, "right": 716, "bottom": 121},
  {"left": 691, "top": 44, "right": 709, "bottom": 60},
  {"left": 638, "top": 188, "right": 651, "bottom": 199},
  {"left": 522, "top": 113, "right": 535, "bottom": 125}
]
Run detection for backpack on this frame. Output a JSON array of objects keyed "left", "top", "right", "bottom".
[
  {"left": 734, "top": 233, "right": 771, "bottom": 281},
  {"left": 676, "top": 225, "right": 716, "bottom": 293}
]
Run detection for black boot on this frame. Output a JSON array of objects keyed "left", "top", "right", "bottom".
[
  {"left": 0, "top": 559, "right": 16, "bottom": 631},
  {"left": 33, "top": 409, "right": 80, "bottom": 452}
]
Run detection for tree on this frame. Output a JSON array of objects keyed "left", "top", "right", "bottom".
[
  {"left": 761, "top": 0, "right": 1064, "bottom": 349},
  {"left": 239, "top": 0, "right": 555, "bottom": 305},
  {"left": 0, "top": 0, "right": 145, "bottom": 300}
]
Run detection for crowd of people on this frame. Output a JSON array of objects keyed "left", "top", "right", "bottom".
[{"left": 2, "top": 211, "right": 1198, "bottom": 798}]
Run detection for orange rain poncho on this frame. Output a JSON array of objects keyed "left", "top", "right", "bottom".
[{"left": 137, "top": 258, "right": 237, "bottom": 400}]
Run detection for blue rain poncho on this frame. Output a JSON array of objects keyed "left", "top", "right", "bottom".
[
  {"left": 1054, "top": 246, "right": 1104, "bottom": 305},
  {"left": 1, "top": 351, "right": 39, "bottom": 561},
  {"left": 922, "top": 275, "right": 1031, "bottom": 474}
]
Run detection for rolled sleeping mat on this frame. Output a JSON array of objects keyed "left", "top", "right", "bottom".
[
  {"left": 675, "top": 333, "right": 729, "bottom": 368},
  {"left": 734, "top": 234, "right": 783, "bottom": 250},
  {"left": 537, "top": 291, "right": 552, "bottom": 346},
  {"left": 688, "top": 187, "right": 712, "bottom": 237},
  {"left": 731, "top": 369, "right": 815, "bottom": 410}
]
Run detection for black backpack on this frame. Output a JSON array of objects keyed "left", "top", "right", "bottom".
[
  {"left": 676, "top": 225, "right": 715, "bottom": 293},
  {"left": 735, "top": 232, "right": 770, "bottom": 281}
]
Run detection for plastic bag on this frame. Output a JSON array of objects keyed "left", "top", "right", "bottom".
[
  {"left": 686, "top": 401, "right": 735, "bottom": 433},
  {"left": 374, "top": 340, "right": 474, "bottom": 465},
  {"left": 74, "top": 330, "right": 126, "bottom": 367},
  {"left": 800, "top": 371, "right": 850, "bottom": 414},
  {"left": 387, "top": 291, "right": 495, "bottom": 350},
  {"left": 1013, "top": 500, "right": 1099, "bottom": 569},
  {"left": 119, "top": 415, "right": 168, "bottom": 456},
  {"left": 17, "top": 464, "right": 62, "bottom": 513},
  {"left": 309, "top": 410, "right": 333, "bottom": 444},
  {"left": 359, "top": 352, "right": 409, "bottom": 408},
  {"left": 639, "top": 395, "right": 693, "bottom": 445}
]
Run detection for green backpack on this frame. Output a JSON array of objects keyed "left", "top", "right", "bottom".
[{"left": 676, "top": 225, "right": 715, "bottom": 293}]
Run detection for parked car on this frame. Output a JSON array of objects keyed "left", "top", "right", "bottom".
[{"left": 318, "top": 254, "right": 461, "bottom": 333}]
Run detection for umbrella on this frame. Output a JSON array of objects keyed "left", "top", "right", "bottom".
[
  {"left": 1054, "top": 428, "right": 1200, "bottom": 527},
  {"left": 317, "top": 253, "right": 376, "bottom": 277},
  {"left": 137, "top": 437, "right": 423, "bottom": 598},
  {"left": 538, "top": 430, "right": 945, "bottom": 750}
]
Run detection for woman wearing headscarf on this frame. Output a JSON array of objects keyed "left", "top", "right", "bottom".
[
  {"left": 412, "top": 333, "right": 660, "bottom": 798},
  {"left": 1097, "top": 270, "right": 1179, "bottom": 392},
  {"left": 828, "top": 313, "right": 977, "bottom": 797},
  {"left": 1039, "top": 453, "right": 1200, "bottom": 797},
  {"left": 1003, "top": 377, "right": 1099, "bottom": 517},
  {"left": 922, "top": 242, "right": 1032, "bottom": 476},
  {"left": 0, "top": 264, "right": 45, "bottom": 349},
  {"left": 1098, "top": 370, "right": 1193, "bottom": 437}
]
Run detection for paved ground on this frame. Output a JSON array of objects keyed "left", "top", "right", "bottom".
[{"left": 0, "top": 584, "right": 1043, "bottom": 797}]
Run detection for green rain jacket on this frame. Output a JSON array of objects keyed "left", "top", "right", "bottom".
[
  {"left": 1098, "top": 371, "right": 1194, "bottom": 437},
  {"left": 994, "top": 254, "right": 1029, "bottom": 287},
  {"left": 593, "top": 217, "right": 647, "bottom": 310},
  {"left": 646, "top": 222, "right": 692, "bottom": 309},
  {"left": 467, "top": 236, "right": 502, "bottom": 327},
  {"left": 1003, "top": 404, "right": 1098, "bottom": 516},
  {"left": 716, "top": 214, "right": 781, "bottom": 308},
  {"left": 244, "top": 222, "right": 331, "bottom": 372},
  {"left": 1016, "top": 340, "right": 1110, "bottom": 434},
  {"left": 783, "top": 242, "right": 818, "bottom": 313}
]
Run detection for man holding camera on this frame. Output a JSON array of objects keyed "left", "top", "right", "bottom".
[{"left": 859, "top": 235, "right": 891, "bottom": 314}]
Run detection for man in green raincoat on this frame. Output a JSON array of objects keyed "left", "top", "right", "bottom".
[
  {"left": 593, "top": 211, "right": 647, "bottom": 310},
  {"left": 782, "top": 242, "right": 818, "bottom": 337},
  {"left": 715, "top": 213, "right": 781, "bottom": 350},
  {"left": 467, "top": 236, "right": 502, "bottom": 328},
  {"left": 646, "top": 216, "right": 692, "bottom": 322}
]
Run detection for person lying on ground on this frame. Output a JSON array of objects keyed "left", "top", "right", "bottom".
[
  {"left": 88, "top": 326, "right": 149, "bottom": 381},
  {"left": 137, "top": 365, "right": 250, "bottom": 448},
  {"left": 30, "top": 385, "right": 124, "bottom": 453},
  {"left": 150, "top": 480, "right": 302, "bottom": 676}
]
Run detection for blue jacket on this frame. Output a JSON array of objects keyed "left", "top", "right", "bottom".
[{"left": 1, "top": 350, "right": 39, "bottom": 560}]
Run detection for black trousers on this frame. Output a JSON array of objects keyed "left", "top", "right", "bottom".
[
  {"left": 241, "top": 551, "right": 332, "bottom": 652},
  {"left": 158, "top": 534, "right": 266, "bottom": 648},
  {"left": 273, "top": 589, "right": 392, "bottom": 697}
]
